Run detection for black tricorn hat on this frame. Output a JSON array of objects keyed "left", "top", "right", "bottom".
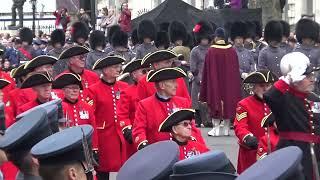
[
  {"left": 92, "top": 56, "right": 125, "bottom": 70},
  {"left": 138, "top": 20, "right": 157, "bottom": 42},
  {"left": 107, "top": 25, "right": 121, "bottom": 43},
  {"left": 295, "top": 18, "right": 319, "bottom": 44},
  {"left": 155, "top": 31, "right": 170, "bottom": 49},
  {"left": 53, "top": 73, "right": 83, "bottom": 90},
  {"left": 280, "top": 20, "right": 290, "bottom": 38},
  {"left": 264, "top": 20, "right": 283, "bottom": 43},
  {"left": 50, "top": 29, "right": 65, "bottom": 47},
  {"left": 24, "top": 55, "right": 58, "bottom": 70},
  {"left": 11, "top": 64, "right": 31, "bottom": 79},
  {"left": 19, "top": 27, "right": 33, "bottom": 45},
  {"left": 230, "top": 21, "right": 247, "bottom": 41},
  {"left": 0, "top": 79, "right": 10, "bottom": 89},
  {"left": 71, "top": 21, "right": 89, "bottom": 42},
  {"left": 89, "top": 30, "right": 106, "bottom": 50},
  {"left": 141, "top": 50, "right": 178, "bottom": 66},
  {"left": 159, "top": 109, "right": 195, "bottom": 132},
  {"left": 21, "top": 71, "right": 53, "bottom": 89},
  {"left": 0, "top": 108, "right": 51, "bottom": 153},
  {"left": 123, "top": 59, "right": 147, "bottom": 74},
  {"left": 58, "top": 45, "right": 90, "bottom": 60},
  {"left": 147, "top": 67, "right": 186, "bottom": 82},
  {"left": 131, "top": 28, "right": 139, "bottom": 45},
  {"left": 193, "top": 21, "right": 214, "bottom": 44},
  {"left": 31, "top": 125, "right": 93, "bottom": 165},
  {"left": 243, "top": 70, "right": 278, "bottom": 84},
  {"left": 169, "top": 21, "right": 187, "bottom": 44},
  {"left": 111, "top": 30, "right": 128, "bottom": 48}
]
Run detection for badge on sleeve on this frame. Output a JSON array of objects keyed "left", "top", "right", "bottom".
[
  {"left": 116, "top": 91, "right": 121, "bottom": 100},
  {"left": 79, "top": 110, "right": 89, "bottom": 119},
  {"left": 311, "top": 102, "right": 320, "bottom": 113}
]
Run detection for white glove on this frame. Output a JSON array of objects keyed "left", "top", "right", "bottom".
[
  {"left": 287, "top": 66, "right": 307, "bottom": 83},
  {"left": 280, "top": 52, "right": 310, "bottom": 76},
  {"left": 241, "top": 73, "right": 248, "bottom": 79}
]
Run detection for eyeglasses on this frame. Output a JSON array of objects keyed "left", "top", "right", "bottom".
[{"left": 177, "top": 121, "right": 192, "bottom": 127}]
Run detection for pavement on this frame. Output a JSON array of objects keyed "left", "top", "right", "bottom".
[{"left": 200, "top": 128, "right": 239, "bottom": 167}]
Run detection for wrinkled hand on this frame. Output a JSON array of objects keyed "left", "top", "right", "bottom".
[
  {"left": 244, "top": 135, "right": 258, "bottom": 149},
  {"left": 123, "top": 128, "right": 133, "bottom": 144}
]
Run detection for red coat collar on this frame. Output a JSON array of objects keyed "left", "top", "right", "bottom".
[{"left": 289, "top": 86, "right": 308, "bottom": 99}]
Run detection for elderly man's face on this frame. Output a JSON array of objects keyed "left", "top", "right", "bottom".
[
  {"left": 33, "top": 83, "right": 52, "bottom": 100},
  {"left": 63, "top": 84, "right": 80, "bottom": 102},
  {"left": 152, "top": 59, "right": 173, "bottom": 70},
  {"left": 253, "top": 83, "right": 272, "bottom": 99},
  {"left": 294, "top": 73, "right": 316, "bottom": 93},
  {"left": 69, "top": 55, "right": 86, "bottom": 69},
  {"left": 172, "top": 120, "right": 192, "bottom": 139},
  {"left": 159, "top": 79, "right": 177, "bottom": 97}
]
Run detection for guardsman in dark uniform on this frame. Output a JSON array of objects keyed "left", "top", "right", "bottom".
[
  {"left": 0, "top": 108, "right": 52, "bottom": 180},
  {"left": 58, "top": 46, "right": 99, "bottom": 102},
  {"left": 231, "top": 21, "right": 255, "bottom": 80},
  {"left": 155, "top": 31, "right": 170, "bottom": 50},
  {"left": 258, "top": 20, "right": 287, "bottom": 77},
  {"left": 159, "top": 109, "right": 209, "bottom": 160},
  {"left": 71, "top": 21, "right": 90, "bottom": 47},
  {"left": 190, "top": 21, "right": 214, "bottom": 127},
  {"left": 293, "top": 18, "right": 320, "bottom": 67},
  {"left": 52, "top": 73, "right": 98, "bottom": 153},
  {"left": 86, "top": 30, "right": 108, "bottom": 70},
  {"left": 87, "top": 56, "right": 128, "bottom": 179},
  {"left": 264, "top": 52, "right": 320, "bottom": 180},
  {"left": 135, "top": 20, "right": 158, "bottom": 59},
  {"left": 48, "top": 29, "right": 66, "bottom": 76},
  {"left": 108, "top": 30, "right": 135, "bottom": 63},
  {"left": 133, "top": 67, "right": 205, "bottom": 151},
  {"left": 117, "top": 59, "right": 148, "bottom": 159},
  {"left": 168, "top": 21, "right": 188, "bottom": 49},
  {"left": 234, "top": 70, "right": 278, "bottom": 174},
  {"left": 31, "top": 125, "right": 95, "bottom": 180},
  {"left": 279, "top": 20, "right": 293, "bottom": 54},
  {"left": 17, "top": 72, "right": 54, "bottom": 114},
  {"left": 18, "top": 27, "right": 36, "bottom": 60},
  {"left": 137, "top": 50, "right": 190, "bottom": 101}
]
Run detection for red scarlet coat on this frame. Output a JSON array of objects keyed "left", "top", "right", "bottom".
[
  {"left": 0, "top": 70, "right": 16, "bottom": 104},
  {"left": 117, "top": 84, "right": 139, "bottom": 159},
  {"left": 177, "top": 139, "right": 210, "bottom": 160},
  {"left": 8, "top": 88, "right": 36, "bottom": 118},
  {"left": 87, "top": 80, "right": 128, "bottom": 172},
  {"left": 256, "top": 129, "right": 279, "bottom": 160},
  {"left": 0, "top": 162, "right": 18, "bottom": 180},
  {"left": 61, "top": 99, "right": 98, "bottom": 150},
  {"left": 132, "top": 94, "right": 205, "bottom": 149},
  {"left": 136, "top": 74, "right": 190, "bottom": 101},
  {"left": 199, "top": 43, "right": 241, "bottom": 119},
  {"left": 17, "top": 99, "right": 42, "bottom": 115},
  {"left": 63, "top": 69, "right": 99, "bottom": 102},
  {"left": 234, "top": 95, "right": 271, "bottom": 174}
]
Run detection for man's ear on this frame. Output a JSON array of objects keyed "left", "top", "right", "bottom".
[
  {"left": 67, "top": 167, "right": 78, "bottom": 180},
  {"left": 172, "top": 126, "right": 177, "bottom": 134}
]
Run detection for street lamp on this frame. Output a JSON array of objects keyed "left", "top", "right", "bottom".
[{"left": 30, "top": 0, "right": 37, "bottom": 34}]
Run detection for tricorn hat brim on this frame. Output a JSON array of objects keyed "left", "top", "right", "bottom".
[
  {"left": 58, "top": 45, "right": 90, "bottom": 60},
  {"left": 24, "top": 55, "right": 58, "bottom": 70},
  {"left": 21, "top": 72, "right": 53, "bottom": 89},
  {"left": 243, "top": 70, "right": 278, "bottom": 84},
  {"left": 141, "top": 50, "right": 177, "bottom": 66},
  {"left": 159, "top": 109, "right": 195, "bottom": 132},
  {"left": 92, "top": 56, "right": 125, "bottom": 70},
  {"left": 53, "top": 73, "right": 83, "bottom": 90},
  {"left": 147, "top": 67, "right": 186, "bottom": 82}
]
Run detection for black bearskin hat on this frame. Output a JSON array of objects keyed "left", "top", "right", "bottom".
[
  {"left": 50, "top": 29, "right": 65, "bottom": 47},
  {"left": 253, "top": 21, "right": 262, "bottom": 39},
  {"left": 264, "top": 20, "right": 283, "bottom": 43},
  {"left": 193, "top": 21, "right": 214, "bottom": 44},
  {"left": 19, "top": 27, "right": 33, "bottom": 45},
  {"left": 131, "top": 28, "right": 139, "bottom": 45},
  {"left": 245, "top": 21, "right": 257, "bottom": 39},
  {"left": 155, "top": 31, "right": 170, "bottom": 49},
  {"left": 230, "top": 21, "right": 247, "bottom": 41},
  {"left": 296, "top": 18, "right": 319, "bottom": 44},
  {"left": 138, "top": 20, "right": 156, "bottom": 42},
  {"left": 71, "top": 21, "right": 89, "bottom": 42},
  {"left": 280, "top": 20, "right": 290, "bottom": 38},
  {"left": 89, "top": 30, "right": 106, "bottom": 50},
  {"left": 169, "top": 21, "right": 187, "bottom": 44},
  {"left": 159, "top": 22, "right": 170, "bottom": 32},
  {"left": 107, "top": 25, "right": 121, "bottom": 43},
  {"left": 111, "top": 30, "right": 128, "bottom": 48}
]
